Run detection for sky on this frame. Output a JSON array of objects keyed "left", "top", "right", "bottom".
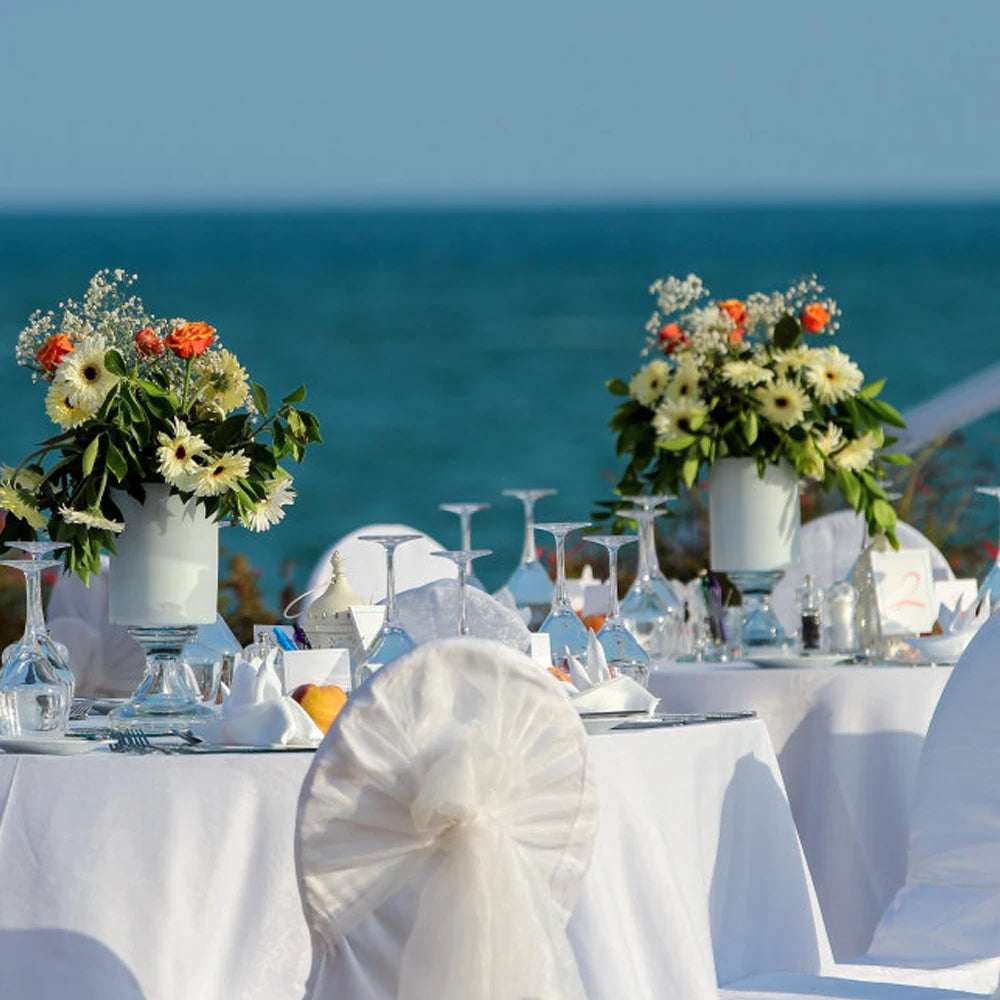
[{"left": 0, "top": 0, "right": 998, "bottom": 206}]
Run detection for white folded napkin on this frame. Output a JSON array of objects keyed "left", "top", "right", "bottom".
[
  {"left": 193, "top": 648, "right": 322, "bottom": 746},
  {"left": 571, "top": 675, "right": 660, "bottom": 714},
  {"left": 938, "top": 592, "right": 990, "bottom": 635}
]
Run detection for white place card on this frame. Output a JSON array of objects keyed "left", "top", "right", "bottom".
[
  {"left": 348, "top": 605, "right": 386, "bottom": 655},
  {"left": 870, "top": 549, "right": 936, "bottom": 635},
  {"left": 280, "top": 648, "right": 351, "bottom": 694},
  {"left": 529, "top": 632, "right": 552, "bottom": 668},
  {"left": 582, "top": 584, "right": 610, "bottom": 618}
]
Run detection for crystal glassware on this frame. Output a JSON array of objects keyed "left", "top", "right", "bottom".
[
  {"left": 0, "top": 557, "right": 71, "bottom": 735},
  {"left": 618, "top": 507, "right": 682, "bottom": 658},
  {"left": 535, "top": 521, "right": 590, "bottom": 666},
  {"left": 431, "top": 549, "right": 493, "bottom": 635},
  {"left": 728, "top": 570, "right": 792, "bottom": 650},
  {"left": 352, "top": 534, "right": 423, "bottom": 688},
  {"left": 439, "top": 502, "right": 490, "bottom": 591},
  {"left": 617, "top": 493, "right": 684, "bottom": 611},
  {"left": 2, "top": 540, "right": 75, "bottom": 698},
  {"left": 975, "top": 487, "right": 1000, "bottom": 613},
  {"left": 585, "top": 534, "right": 650, "bottom": 686},
  {"left": 503, "top": 489, "right": 556, "bottom": 630}
]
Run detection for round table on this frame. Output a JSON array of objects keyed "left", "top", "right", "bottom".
[{"left": 649, "top": 661, "right": 952, "bottom": 960}]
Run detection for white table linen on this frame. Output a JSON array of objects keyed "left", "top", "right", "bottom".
[
  {"left": 650, "top": 662, "right": 951, "bottom": 959},
  {"left": 0, "top": 718, "right": 825, "bottom": 999}
]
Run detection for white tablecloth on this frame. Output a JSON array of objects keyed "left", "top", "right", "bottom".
[
  {"left": 0, "top": 718, "right": 828, "bottom": 999},
  {"left": 649, "top": 662, "right": 951, "bottom": 960}
]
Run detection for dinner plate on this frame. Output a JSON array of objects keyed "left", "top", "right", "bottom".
[
  {"left": 746, "top": 653, "right": 847, "bottom": 670},
  {"left": 0, "top": 735, "right": 113, "bottom": 755}
]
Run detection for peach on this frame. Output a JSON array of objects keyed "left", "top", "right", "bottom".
[{"left": 291, "top": 683, "right": 347, "bottom": 734}]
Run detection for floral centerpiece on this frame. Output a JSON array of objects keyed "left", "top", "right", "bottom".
[
  {"left": 0, "top": 269, "right": 322, "bottom": 579},
  {"left": 605, "top": 273, "right": 909, "bottom": 545}
]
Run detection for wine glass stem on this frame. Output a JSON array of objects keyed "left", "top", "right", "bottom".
[
  {"left": 460, "top": 515, "right": 472, "bottom": 554},
  {"left": 637, "top": 519, "right": 655, "bottom": 580},
  {"left": 23, "top": 565, "right": 45, "bottom": 638},
  {"left": 554, "top": 534, "right": 568, "bottom": 606},
  {"left": 607, "top": 547, "right": 621, "bottom": 619},
  {"left": 521, "top": 499, "right": 537, "bottom": 564},
  {"left": 384, "top": 546, "right": 398, "bottom": 626},
  {"left": 458, "top": 563, "right": 469, "bottom": 636}
]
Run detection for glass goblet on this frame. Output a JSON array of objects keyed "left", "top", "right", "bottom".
[
  {"left": 438, "top": 502, "right": 490, "bottom": 591},
  {"left": 617, "top": 493, "right": 684, "bottom": 611},
  {"left": 535, "top": 521, "right": 590, "bottom": 667},
  {"left": 618, "top": 507, "right": 682, "bottom": 658},
  {"left": 0, "top": 558, "right": 71, "bottom": 735},
  {"left": 586, "top": 534, "right": 650, "bottom": 687},
  {"left": 2, "top": 541, "right": 75, "bottom": 698},
  {"left": 353, "top": 534, "right": 423, "bottom": 689},
  {"left": 431, "top": 549, "right": 493, "bottom": 635},
  {"left": 975, "top": 487, "right": 1000, "bottom": 613},
  {"left": 502, "top": 488, "right": 556, "bottom": 630}
]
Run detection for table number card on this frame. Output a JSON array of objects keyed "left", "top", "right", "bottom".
[{"left": 870, "top": 549, "right": 937, "bottom": 635}]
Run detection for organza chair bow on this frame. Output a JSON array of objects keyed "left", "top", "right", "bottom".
[{"left": 295, "top": 637, "right": 598, "bottom": 1000}]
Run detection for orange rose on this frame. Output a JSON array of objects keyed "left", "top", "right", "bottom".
[
  {"left": 134, "top": 327, "right": 164, "bottom": 358},
  {"left": 35, "top": 333, "right": 75, "bottom": 372},
  {"left": 165, "top": 321, "right": 215, "bottom": 359},
  {"left": 800, "top": 303, "right": 830, "bottom": 333},
  {"left": 658, "top": 323, "right": 689, "bottom": 354},
  {"left": 718, "top": 298, "right": 747, "bottom": 326}
]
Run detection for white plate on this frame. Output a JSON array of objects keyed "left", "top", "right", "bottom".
[
  {"left": 746, "top": 653, "right": 847, "bottom": 670},
  {"left": 0, "top": 735, "right": 112, "bottom": 755}
]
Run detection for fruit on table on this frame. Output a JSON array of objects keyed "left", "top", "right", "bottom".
[{"left": 291, "top": 683, "right": 347, "bottom": 733}]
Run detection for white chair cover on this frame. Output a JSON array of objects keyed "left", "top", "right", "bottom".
[
  {"left": 301, "top": 523, "right": 458, "bottom": 611},
  {"left": 773, "top": 511, "right": 954, "bottom": 633},
  {"left": 295, "top": 637, "right": 597, "bottom": 1000}
]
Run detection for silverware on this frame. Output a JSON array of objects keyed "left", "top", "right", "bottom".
[{"left": 69, "top": 697, "right": 95, "bottom": 720}]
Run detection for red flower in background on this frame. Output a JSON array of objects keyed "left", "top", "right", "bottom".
[
  {"left": 658, "top": 323, "right": 689, "bottom": 353},
  {"left": 134, "top": 327, "right": 164, "bottom": 358},
  {"left": 165, "top": 321, "right": 215, "bottom": 359},
  {"left": 800, "top": 303, "right": 831, "bottom": 333},
  {"left": 35, "top": 333, "right": 75, "bottom": 373}
]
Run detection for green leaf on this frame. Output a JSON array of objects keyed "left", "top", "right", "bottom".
[
  {"left": 860, "top": 378, "right": 886, "bottom": 399},
  {"left": 837, "top": 467, "right": 862, "bottom": 510},
  {"left": 698, "top": 436, "right": 711, "bottom": 457},
  {"left": 104, "top": 349, "right": 128, "bottom": 377},
  {"left": 251, "top": 383, "right": 269, "bottom": 415},
  {"left": 106, "top": 442, "right": 128, "bottom": 482},
  {"left": 81, "top": 435, "right": 101, "bottom": 477},
  {"left": 741, "top": 409, "right": 758, "bottom": 446},
  {"left": 881, "top": 453, "right": 912, "bottom": 466},
  {"left": 681, "top": 454, "right": 700, "bottom": 488},
  {"left": 281, "top": 385, "right": 307, "bottom": 405},
  {"left": 286, "top": 408, "right": 306, "bottom": 438},
  {"left": 606, "top": 378, "right": 630, "bottom": 397},
  {"left": 872, "top": 498, "right": 896, "bottom": 528},
  {"left": 773, "top": 314, "right": 801, "bottom": 350},
  {"left": 867, "top": 398, "right": 907, "bottom": 429},
  {"left": 656, "top": 435, "right": 697, "bottom": 451}
]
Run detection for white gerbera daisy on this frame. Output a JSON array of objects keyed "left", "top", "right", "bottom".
[
  {"left": 57, "top": 336, "right": 118, "bottom": 410},
  {"left": 156, "top": 418, "right": 209, "bottom": 484},
  {"left": 720, "top": 359, "right": 773, "bottom": 389},
  {"left": 666, "top": 360, "right": 701, "bottom": 403},
  {"left": 0, "top": 483, "right": 47, "bottom": 530},
  {"left": 806, "top": 346, "right": 864, "bottom": 404},
  {"left": 755, "top": 379, "right": 809, "bottom": 429},
  {"left": 770, "top": 345, "right": 814, "bottom": 380},
  {"left": 652, "top": 399, "right": 707, "bottom": 440},
  {"left": 241, "top": 475, "right": 296, "bottom": 532},
  {"left": 44, "top": 380, "right": 98, "bottom": 429},
  {"left": 814, "top": 422, "right": 844, "bottom": 456},
  {"left": 628, "top": 360, "right": 671, "bottom": 406},
  {"left": 1, "top": 465, "right": 42, "bottom": 491},
  {"left": 58, "top": 504, "right": 124, "bottom": 533},
  {"left": 190, "top": 451, "right": 252, "bottom": 497},
  {"left": 832, "top": 432, "right": 878, "bottom": 472},
  {"left": 192, "top": 349, "right": 250, "bottom": 414}
]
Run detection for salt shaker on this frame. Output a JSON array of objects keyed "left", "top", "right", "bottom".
[{"left": 826, "top": 580, "right": 858, "bottom": 655}]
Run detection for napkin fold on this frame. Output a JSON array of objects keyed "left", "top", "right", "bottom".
[
  {"left": 193, "top": 648, "right": 322, "bottom": 746},
  {"left": 571, "top": 675, "right": 660, "bottom": 714}
]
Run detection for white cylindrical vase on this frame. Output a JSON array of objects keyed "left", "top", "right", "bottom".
[
  {"left": 109, "top": 484, "right": 219, "bottom": 627},
  {"left": 709, "top": 457, "right": 801, "bottom": 573}
]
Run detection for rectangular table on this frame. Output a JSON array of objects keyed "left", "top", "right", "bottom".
[{"left": 0, "top": 718, "right": 829, "bottom": 999}]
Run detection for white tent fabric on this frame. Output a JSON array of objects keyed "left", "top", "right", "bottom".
[
  {"left": 300, "top": 523, "right": 457, "bottom": 612},
  {"left": 295, "top": 637, "right": 597, "bottom": 1000},
  {"left": 772, "top": 511, "right": 953, "bottom": 634},
  {"left": 721, "top": 611, "right": 1000, "bottom": 999}
]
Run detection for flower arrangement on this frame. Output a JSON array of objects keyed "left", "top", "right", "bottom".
[
  {"left": 604, "top": 274, "right": 909, "bottom": 544},
  {"left": 0, "top": 269, "right": 322, "bottom": 580}
]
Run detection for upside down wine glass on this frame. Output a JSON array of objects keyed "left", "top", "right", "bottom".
[
  {"left": 0, "top": 557, "right": 71, "bottom": 735},
  {"left": 586, "top": 535, "right": 651, "bottom": 686},
  {"left": 974, "top": 487, "right": 1000, "bottom": 615},
  {"left": 617, "top": 494, "right": 684, "bottom": 612},
  {"left": 352, "top": 534, "right": 423, "bottom": 689},
  {"left": 431, "top": 549, "right": 493, "bottom": 635},
  {"left": 438, "top": 503, "right": 490, "bottom": 591},
  {"left": 503, "top": 489, "right": 556, "bottom": 629},
  {"left": 536, "top": 521, "right": 590, "bottom": 666}
]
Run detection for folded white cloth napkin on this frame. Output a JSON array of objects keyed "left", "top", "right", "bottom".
[
  {"left": 563, "top": 630, "right": 659, "bottom": 714},
  {"left": 193, "top": 649, "right": 322, "bottom": 746}
]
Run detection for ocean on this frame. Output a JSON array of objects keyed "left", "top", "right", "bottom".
[{"left": 1, "top": 201, "right": 999, "bottom": 601}]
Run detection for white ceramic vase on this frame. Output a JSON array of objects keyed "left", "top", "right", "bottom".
[
  {"left": 709, "top": 457, "right": 801, "bottom": 573},
  {"left": 109, "top": 483, "right": 219, "bottom": 627}
]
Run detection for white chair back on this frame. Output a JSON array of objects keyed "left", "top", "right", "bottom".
[
  {"left": 866, "top": 610, "right": 1000, "bottom": 967},
  {"left": 301, "top": 523, "right": 457, "bottom": 610},
  {"left": 294, "top": 637, "right": 597, "bottom": 999},
  {"left": 772, "top": 510, "right": 954, "bottom": 633}
]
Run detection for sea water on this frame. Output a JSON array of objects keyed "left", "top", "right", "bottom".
[{"left": 1, "top": 201, "right": 998, "bottom": 598}]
